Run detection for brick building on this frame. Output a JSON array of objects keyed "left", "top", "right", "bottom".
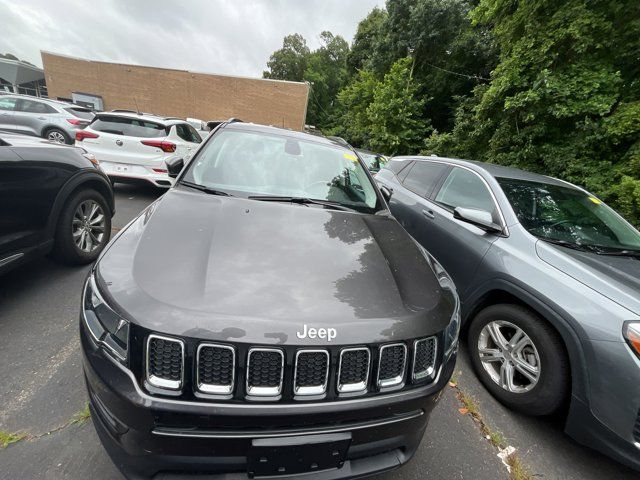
[{"left": 41, "top": 51, "right": 309, "bottom": 130}]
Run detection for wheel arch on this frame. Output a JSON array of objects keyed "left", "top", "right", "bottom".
[
  {"left": 463, "top": 279, "right": 589, "bottom": 403},
  {"left": 46, "top": 170, "right": 115, "bottom": 239}
]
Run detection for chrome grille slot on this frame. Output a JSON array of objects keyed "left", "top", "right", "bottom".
[
  {"left": 377, "top": 343, "right": 406, "bottom": 389},
  {"left": 294, "top": 350, "right": 329, "bottom": 396},
  {"left": 197, "top": 344, "right": 235, "bottom": 395},
  {"left": 246, "top": 348, "right": 284, "bottom": 397},
  {"left": 634, "top": 409, "right": 640, "bottom": 443},
  {"left": 338, "top": 347, "right": 370, "bottom": 394},
  {"left": 413, "top": 337, "right": 437, "bottom": 380},
  {"left": 146, "top": 334, "right": 184, "bottom": 390}
]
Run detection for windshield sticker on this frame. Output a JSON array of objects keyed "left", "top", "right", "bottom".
[
  {"left": 343, "top": 153, "right": 357, "bottom": 162},
  {"left": 588, "top": 196, "right": 602, "bottom": 205}
]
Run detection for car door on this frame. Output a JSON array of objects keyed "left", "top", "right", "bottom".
[
  {"left": 423, "top": 166, "right": 504, "bottom": 296},
  {"left": 0, "top": 97, "right": 17, "bottom": 132},
  {"left": 14, "top": 98, "right": 58, "bottom": 136},
  {"left": 384, "top": 160, "right": 451, "bottom": 236},
  {"left": 0, "top": 144, "right": 60, "bottom": 256}
]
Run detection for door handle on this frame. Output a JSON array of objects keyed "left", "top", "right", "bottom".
[{"left": 422, "top": 209, "right": 435, "bottom": 219}]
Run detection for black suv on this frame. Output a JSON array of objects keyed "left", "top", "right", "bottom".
[
  {"left": 80, "top": 122, "right": 459, "bottom": 479},
  {"left": 0, "top": 133, "right": 114, "bottom": 274}
]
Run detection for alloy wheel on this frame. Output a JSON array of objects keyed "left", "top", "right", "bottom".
[
  {"left": 477, "top": 320, "right": 541, "bottom": 393},
  {"left": 72, "top": 200, "right": 106, "bottom": 253},
  {"left": 47, "top": 130, "right": 66, "bottom": 144}
]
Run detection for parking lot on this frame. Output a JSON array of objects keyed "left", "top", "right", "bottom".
[{"left": 0, "top": 184, "right": 636, "bottom": 480}]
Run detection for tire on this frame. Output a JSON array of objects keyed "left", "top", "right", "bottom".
[
  {"left": 51, "top": 189, "right": 112, "bottom": 265},
  {"left": 44, "top": 127, "right": 71, "bottom": 145},
  {"left": 467, "top": 304, "right": 569, "bottom": 416}
]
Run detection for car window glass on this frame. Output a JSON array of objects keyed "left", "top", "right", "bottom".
[
  {"left": 90, "top": 116, "right": 167, "bottom": 138},
  {"left": 498, "top": 177, "right": 640, "bottom": 249},
  {"left": 176, "top": 124, "right": 202, "bottom": 143},
  {"left": 402, "top": 161, "right": 449, "bottom": 197},
  {"left": 435, "top": 167, "right": 497, "bottom": 214},
  {"left": 17, "top": 99, "right": 57, "bottom": 114},
  {"left": 184, "top": 129, "right": 380, "bottom": 213},
  {"left": 64, "top": 107, "right": 94, "bottom": 120},
  {"left": 0, "top": 97, "right": 16, "bottom": 111},
  {"left": 385, "top": 159, "right": 411, "bottom": 175},
  {"left": 186, "top": 124, "right": 202, "bottom": 143}
]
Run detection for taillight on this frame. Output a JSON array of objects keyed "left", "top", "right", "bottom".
[
  {"left": 141, "top": 139, "right": 176, "bottom": 153},
  {"left": 152, "top": 168, "right": 168, "bottom": 173},
  {"left": 76, "top": 130, "right": 99, "bottom": 141},
  {"left": 66, "top": 118, "right": 88, "bottom": 126}
]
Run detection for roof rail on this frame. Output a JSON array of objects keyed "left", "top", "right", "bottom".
[{"left": 227, "top": 117, "right": 243, "bottom": 123}]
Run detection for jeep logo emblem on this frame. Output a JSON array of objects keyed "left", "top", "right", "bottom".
[{"left": 296, "top": 324, "right": 337, "bottom": 342}]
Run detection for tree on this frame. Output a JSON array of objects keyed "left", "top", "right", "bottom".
[
  {"left": 357, "top": 0, "right": 498, "bottom": 131},
  {"left": 263, "top": 34, "right": 310, "bottom": 82},
  {"left": 331, "top": 69, "right": 380, "bottom": 146},
  {"left": 304, "top": 32, "right": 350, "bottom": 128},
  {"left": 427, "top": 0, "right": 640, "bottom": 224},
  {"left": 347, "top": 8, "right": 388, "bottom": 73},
  {"left": 367, "top": 57, "right": 431, "bottom": 155}
]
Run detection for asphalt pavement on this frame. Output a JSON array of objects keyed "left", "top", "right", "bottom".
[{"left": 0, "top": 184, "right": 637, "bottom": 480}]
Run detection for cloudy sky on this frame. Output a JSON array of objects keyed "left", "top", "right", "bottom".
[{"left": 0, "top": 0, "right": 384, "bottom": 77}]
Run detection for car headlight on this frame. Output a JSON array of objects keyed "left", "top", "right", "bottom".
[
  {"left": 623, "top": 322, "right": 640, "bottom": 359},
  {"left": 82, "top": 273, "right": 129, "bottom": 364}
]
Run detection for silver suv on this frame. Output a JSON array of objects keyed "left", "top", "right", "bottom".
[{"left": 0, "top": 95, "right": 94, "bottom": 144}]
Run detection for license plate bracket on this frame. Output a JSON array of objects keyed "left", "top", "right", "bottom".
[{"left": 247, "top": 433, "right": 351, "bottom": 478}]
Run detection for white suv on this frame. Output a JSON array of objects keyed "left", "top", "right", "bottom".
[{"left": 76, "top": 112, "right": 202, "bottom": 187}]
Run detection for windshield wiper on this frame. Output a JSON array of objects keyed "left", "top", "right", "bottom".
[
  {"left": 180, "top": 181, "right": 233, "bottom": 196},
  {"left": 595, "top": 249, "right": 640, "bottom": 259},
  {"left": 248, "top": 195, "right": 355, "bottom": 212},
  {"left": 537, "top": 237, "right": 605, "bottom": 254}
]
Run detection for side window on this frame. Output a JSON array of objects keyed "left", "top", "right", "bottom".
[
  {"left": 401, "top": 161, "right": 449, "bottom": 197},
  {"left": 435, "top": 167, "right": 497, "bottom": 215},
  {"left": 0, "top": 97, "right": 17, "bottom": 111},
  {"left": 17, "top": 99, "right": 56, "bottom": 114},
  {"left": 186, "top": 124, "right": 202, "bottom": 143},
  {"left": 176, "top": 124, "right": 201, "bottom": 143}
]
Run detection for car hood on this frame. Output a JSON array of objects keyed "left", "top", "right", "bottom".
[
  {"left": 97, "top": 187, "right": 455, "bottom": 345},
  {"left": 536, "top": 240, "right": 640, "bottom": 316}
]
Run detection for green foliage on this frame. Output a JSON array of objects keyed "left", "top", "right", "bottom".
[
  {"left": 367, "top": 58, "right": 431, "bottom": 155},
  {"left": 348, "top": 8, "right": 388, "bottom": 74},
  {"left": 427, "top": 0, "right": 640, "bottom": 224},
  {"left": 305, "top": 32, "right": 350, "bottom": 127},
  {"left": 331, "top": 69, "right": 379, "bottom": 146},
  {"left": 262, "top": 1, "right": 639, "bottom": 225},
  {"left": 263, "top": 34, "right": 310, "bottom": 82}
]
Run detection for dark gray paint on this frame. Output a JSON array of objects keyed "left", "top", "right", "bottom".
[{"left": 97, "top": 185, "right": 455, "bottom": 346}]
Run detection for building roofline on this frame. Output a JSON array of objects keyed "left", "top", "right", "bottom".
[{"left": 40, "top": 50, "right": 309, "bottom": 88}]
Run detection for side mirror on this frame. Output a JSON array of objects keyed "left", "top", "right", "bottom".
[
  {"left": 453, "top": 207, "right": 502, "bottom": 233},
  {"left": 165, "top": 156, "right": 184, "bottom": 178},
  {"left": 379, "top": 185, "right": 393, "bottom": 202}
]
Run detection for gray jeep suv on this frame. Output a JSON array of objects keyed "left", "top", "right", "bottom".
[
  {"left": 376, "top": 156, "right": 640, "bottom": 472},
  {"left": 80, "top": 123, "right": 459, "bottom": 479}
]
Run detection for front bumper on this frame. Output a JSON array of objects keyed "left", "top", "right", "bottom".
[{"left": 81, "top": 325, "right": 455, "bottom": 479}]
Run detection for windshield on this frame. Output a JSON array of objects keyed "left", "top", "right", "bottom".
[
  {"left": 182, "top": 129, "right": 381, "bottom": 213},
  {"left": 498, "top": 178, "right": 640, "bottom": 251}
]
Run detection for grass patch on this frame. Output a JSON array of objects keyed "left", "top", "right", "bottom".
[
  {"left": 506, "top": 452, "right": 534, "bottom": 480},
  {"left": 457, "top": 390, "right": 480, "bottom": 418},
  {"left": 0, "top": 430, "right": 26, "bottom": 449},
  {"left": 71, "top": 404, "right": 91, "bottom": 425}
]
